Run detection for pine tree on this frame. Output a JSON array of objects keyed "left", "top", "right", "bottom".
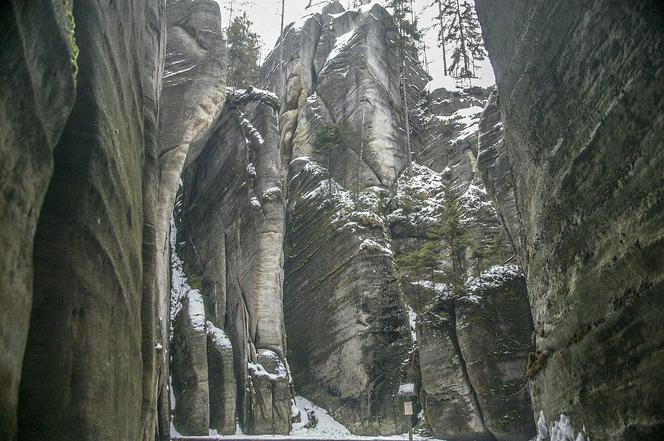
[
  {"left": 226, "top": 13, "right": 261, "bottom": 90},
  {"left": 312, "top": 123, "right": 352, "bottom": 198},
  {"left": 429, "top": 0, "right": 450, "bottom": 76},
  {"left": 387, "top": 0, "right": 422, "bottom": 173},
  {"left": 427, "top": 190, "right": 471, "bottom": 293},
  {"left": 441, "top": 0, "right": 486, "bottom": 81}
]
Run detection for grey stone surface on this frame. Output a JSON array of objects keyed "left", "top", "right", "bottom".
[
  {"left": 457, "top": 267, "right": 535, "bottom": 441},
  {"left": 476, "top": 91, "right": 522, "bottom": 257},
  {"left": 262, "top": 2, "right": 430, "bottom": 188},
  {"left": 417, "top": 297, "right": 491, "bottom": 441},
  {"left": 475, "top": 0, "right": 664, "bottom": 438},
  {"left": 284, "top": 158, "right": 411, "bottom": 436},
  {"left": 207, "top": 323, "right": 237, "bottom": 435},
  {"left": 176, "top": 89, "right": 291, "bottom": 434},
  {"left": 172, "top": 293, "right": 210, "bottom": 436},
  {"left": 156, "top": 0, "right": 227, "bottom": 389},
  {"left": 16, "top": 1, "right": 167, "bottom": 441},
  {"left": 245, "top": 350, "right": 292, "bottom": 435},
  {"left": 0, "top": 2, "right": 76, "bottom": 439},
  {"left": 416, "top": 87, "right": 490, "bottom": 192}
]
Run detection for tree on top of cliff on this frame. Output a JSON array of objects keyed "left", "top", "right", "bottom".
[
  {"left": 312, "top": 123, "right": 353, "bottom": 197},
  {"left": 227, "top": 12, "right": 261, "bottom": 90},
  {"left": 428, "top": 0, "right": 451, "bottom": 76},
  {"left": 440, "top": 0, "right": 485, "bottom": 81},
  {"left": 387, "top": 0, "right": 423, "bottom": 173}
]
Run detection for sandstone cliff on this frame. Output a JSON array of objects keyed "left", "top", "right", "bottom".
[
  {"left": 6, "top": 1, "right": 169, "bottom": 441},
  {"left": 475, "top": 0, "right": 664, "bottom": 438}
]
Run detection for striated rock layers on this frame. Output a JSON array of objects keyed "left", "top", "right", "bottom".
[
  {"left": 172, "top": 88, "right": 291, "bottom": 435},
  {"left": 0, "top": 2, "right": 76, "bottom": 439},
  {"left": 8, "top": 0, "right": 169, "bottom": 440},
  {"left": 475, "top": 0, "right": 664, "bottom": 439},
  {"left": 262, "top": 2, "right": 429, "bottom": 435},
  {"left": 254, "top": 1, "right": 536, "bottom": 438}
]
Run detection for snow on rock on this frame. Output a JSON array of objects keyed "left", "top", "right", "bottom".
[
  {"left": 170, "top": 217, "right": 204, "bottom": 329},
  {"left": 206, "top": 321, "right": 232, "bottom": 349},
  {"left": 465, "top": 264, "right": 522, "bottom": 294},
  {"left": 248, "top": 350, "right": 288, "bottom": 382},
  {"left": 410, "top": 280, "right": 449, "bottom": 297},
  {"left": 239, "top": 111, "right": 264, "bottom": 145},
  {"left": 406, "top": 305, "right": 417, "bottom": 343},
  {"left": 386, "top": 163, "right": 447, "bottom": 229},
  {"left": 320, "top": 29, "right": 358, "bottom": 75},
  {"left": 537, "top": 411, "right": 590, "bottom": 441},
  {"left": 291, "top": 396, "right": 353, "bottom": 439},
  {"left": 459, "top": 181, "right": 496, "bottom": 223}
]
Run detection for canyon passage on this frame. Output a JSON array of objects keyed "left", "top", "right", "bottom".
[{"left": 1, "top": 1, "right": 662, "bottom": 441}]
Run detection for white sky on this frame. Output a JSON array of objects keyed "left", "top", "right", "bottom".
[{"left": 215, "top": 0, "right": 495, "bottom": 90}]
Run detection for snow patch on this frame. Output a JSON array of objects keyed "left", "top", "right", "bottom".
[
  {"left": 537, "top": 411, "right": 590, "bottom": 441},
  {"left": 465, "top": 264, "right": 522, "bottom": 293},
  {"left": 207, "top": 321, "right": 232, "bottom": 349}
]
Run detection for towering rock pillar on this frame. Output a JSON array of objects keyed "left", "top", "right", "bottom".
[
  {"left": 0, "top": 3, "right": 76, "bottom": 439},
  {"left": 16, "top": 1, "right": 167, "bottom": 440},
  {"left": 475, "top": 1, "right": 664, "bottom": 438}
]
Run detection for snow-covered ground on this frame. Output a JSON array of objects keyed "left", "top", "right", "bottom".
[{"left": 220, "top": 396, "right": 445, "bottom": 440}]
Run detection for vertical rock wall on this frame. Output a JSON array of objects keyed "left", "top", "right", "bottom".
[
  {"left": 172, "top": 88, "right": 292, "bottom": 435},
  {"left": 475, "top": 0, "right": 664, "bottom": 438},
  {"left": 14, "top": 1, "right": 168, "bottom": 441},
  {"left": 0, "top": 3, "right": 76, "bottom": 439}
]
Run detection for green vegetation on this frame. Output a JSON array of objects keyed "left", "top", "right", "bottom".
[
  {"left": 312, "top": 123, "right": 355, "bottom": 197},
  {"left": 226, "top": 12, "right": 261, "bottom": 89},
  {"left": 395, "top": 191, "right": 470, "bottom": 293}
]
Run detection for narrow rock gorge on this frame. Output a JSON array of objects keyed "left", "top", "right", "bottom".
[
  {"left": 474, "top": 1, "right": 664, "bottom": 438},
  {"left": 0, "top": 1, "right": 662, "bottom": 441}
]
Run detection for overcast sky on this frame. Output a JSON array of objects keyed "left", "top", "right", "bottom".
[{"left": 215, "top": 0, "right": 495, "bottom": 89}]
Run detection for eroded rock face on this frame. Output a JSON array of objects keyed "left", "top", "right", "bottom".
[
  {"left": 172, "top": 292, "right": 210, "bottom": 435},
  {"left": 264, "top": 3, "right": 429, "bottom": 434},
  {"left": 16, "top": 1, "right": 167, "bottom": 441},
  {"left": 416, "top": 87, "right": 490, "bottom": 192},
  {"left": 174, "top": 88, "right": 292, "bottom": 434},
  {"left": 457, "top": 267, "right": 534, "bottom": 441},
  {"left": 0, "top": 3, "right": 76, "bottom": 439},
  {"left": 207, "top": 324, "right": 237, "bottom": 435},
  {"left": 476, "top": 91, "right": 522, "bottom": 257},
  {"left": 262, "top": 2, "right": 428, "bottom": 188},
  {"left": 475, "top": 1, "right": 664, "bottom": 438},
  {"left": 284, "top": 158, "right": 410, "bottom": 436},
  {"left": 388, "top": 100, "right": 535, "bottom": 440},
  {"left": 157, "top": 0, "right": 227, "bottom": 388},
  {"left": 417, "top": 297, "right": 490, "bottom": 441}
]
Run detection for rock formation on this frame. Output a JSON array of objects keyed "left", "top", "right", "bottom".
[
  {"left": 171, "top": 87, "right": 291, "bottom": 435},
  {"left": 0, "top": 3, "right": 76, "bottom": 439},
  {"left": 259, "top": 2, "right": 535, "bottom": 438},
  {"left": 4, "top": 1, "right": 661, "bottom": 440},
  {"left": 13, "top": 1, "right": 168, "bottom": 441},
  {"left": 475, "top": 0, "right": 664, "bottom": 438}
]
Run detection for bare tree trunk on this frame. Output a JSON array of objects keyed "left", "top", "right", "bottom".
[
  {"left": 455, "top": 0, "right": 470, "bottom": 78},
  {"left": 436, "top": 0, "right": 448, "bottom": 76}
]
